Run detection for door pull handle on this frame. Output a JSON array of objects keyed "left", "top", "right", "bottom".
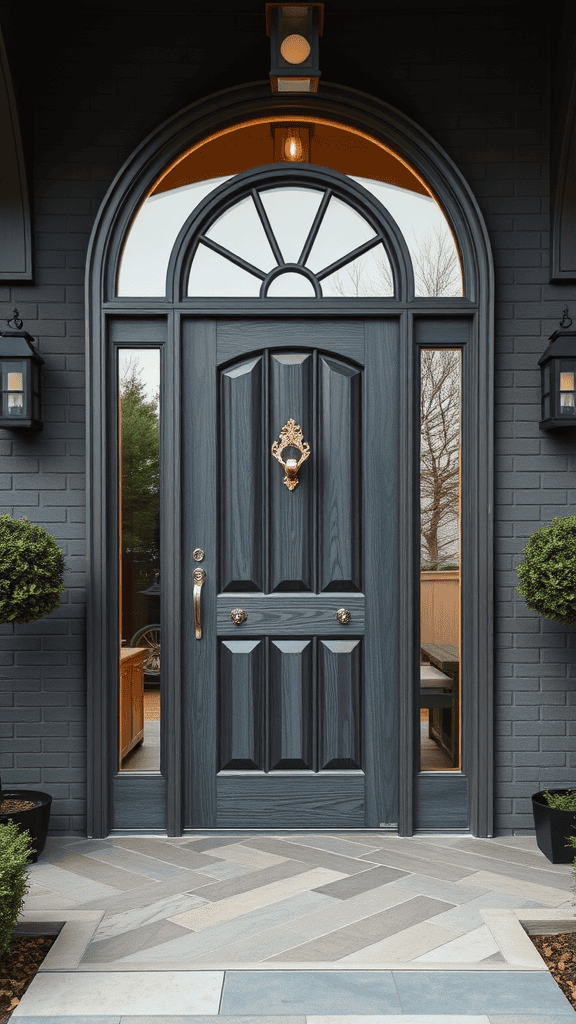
[{"left": 193, "top": 568, "right": 206, "bottom": 640}]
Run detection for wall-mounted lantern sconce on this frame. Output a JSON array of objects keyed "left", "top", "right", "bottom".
[
  {"left": 539, "top": 308, "right": 576, "bottom": 429},
  {"left": 271, "top": 122, "right": 313, "bottom": 161},
  {"left": 0, "top": 309, "right": 43, "bottom": 430},
  {"left": 266, "top": 3, "right": 324, "bottom": 93}
]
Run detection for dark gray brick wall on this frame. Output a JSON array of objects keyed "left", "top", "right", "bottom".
[{"left": 1, "top": 4, "right": 573, "bottom": 833}]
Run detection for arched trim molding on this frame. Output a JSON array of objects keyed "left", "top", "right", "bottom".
[{"left": 86, "top": 80, "right": 494, "bottom": 840}]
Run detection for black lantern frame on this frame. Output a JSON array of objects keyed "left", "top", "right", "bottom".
[
  {"left": 266, "top": 3, "right": 324, "bottom": 93},
  {"left": 539, "top": 316, "right": 576, "bottom": 429},
  {"left": 0, "top": 311, "right": 43, "bottom": 431}
]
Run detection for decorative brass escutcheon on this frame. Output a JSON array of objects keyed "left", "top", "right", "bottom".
[
  {"left": 336, "top": 607, "right": 352, "bottom": 624},
  {"left": 271, "top": 418, "right": 311, "bottom": 490},
  {"left": 193, "top": 548, "right": 205, "bottom": 562},
  {"left": 230, "top": 608, "right": 247, "bottom": 625}
]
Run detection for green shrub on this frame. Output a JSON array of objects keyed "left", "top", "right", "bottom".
[
  {"left": 0, "top": 821, "right": 32, "bottom": 958},
  {"left": 566, "top": 836, "right": 576, "bottom": 902},
  {"left": 516, "top": 515, "right": 576, "bottom": 625},
  {"left": 543, "top": 788, "right": 576, "bottom": 811},
  {"left": 0, "top": 515, "right": 64, "bottom": 625}
]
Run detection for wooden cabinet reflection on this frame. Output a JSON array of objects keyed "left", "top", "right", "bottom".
[{"left": 119, "top": 647, "right": 146, "bottom": 767}]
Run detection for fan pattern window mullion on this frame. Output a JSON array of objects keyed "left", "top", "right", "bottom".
[{"left": 187, "top": 182, "right": 396, "bottom": 299}]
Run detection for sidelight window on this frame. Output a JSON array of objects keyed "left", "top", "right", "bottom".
[
  {"left": 118, "top": 348, "right": 161, "bottom": 773},
  {"left": 419, "top": 348, "right": 462, "bottom": 772}
]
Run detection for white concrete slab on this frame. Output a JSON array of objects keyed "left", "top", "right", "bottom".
[
  {"left": 456, "top": 870, "right": 570, "bottom": 905},
  {"left": 413, "top": 924, "right": 499, "bottom": 963},
  {"left": 12, "top": 970, "right": 224, "bottom": 1016},
  {"left": 18, "top": 910, "right": 104, "bottom": 969},
  {"left": 308, "top": 1018, "right": 491, "bottom": 1024}
]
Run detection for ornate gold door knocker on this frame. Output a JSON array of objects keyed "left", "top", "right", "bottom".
[{"left": 271, "top": 418, "right": 311, "bottom": 491}]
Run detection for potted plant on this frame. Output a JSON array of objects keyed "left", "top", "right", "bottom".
[
  {"left": 0, "top": 515, "right": 65, "bottom": 860},
  {"left": 516, "top": 518, "right": 576, "bottom": 858},
  {"left": 531, "top": 789, "right": 576, "bottom": 863}
]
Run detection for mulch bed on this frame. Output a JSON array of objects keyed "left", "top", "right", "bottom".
[
  {"left": 530, "top": 932, "right": 576, "bottom": 1011},
  {"left": 0, "top": 800, "right": 39, "bottom": 814},
  {"left": 0, "top": 936, "right": 55, "bottom": 1022}
]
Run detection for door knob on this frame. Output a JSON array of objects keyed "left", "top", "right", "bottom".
[
  {"left": 336, "top": 608, "right": 352, "bottom": 624},
  {"left": 193, "top": 568, "right": 206, "bottom": 639}
]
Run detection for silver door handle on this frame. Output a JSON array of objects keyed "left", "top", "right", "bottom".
[{"left": 193, "top": 568, "right": 206, "bottom": 639}]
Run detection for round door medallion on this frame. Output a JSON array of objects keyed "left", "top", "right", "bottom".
[
  {"left": 230, "top": 608, "right": 247, "bottom": 625},
  {"left": 336, "top": 607, "right": 352, "bottom": 624},
  {"left": 193, "top": 548, "right": 205, "bottom": 562}
]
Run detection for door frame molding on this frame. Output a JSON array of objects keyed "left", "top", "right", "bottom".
[{"left": 86, "top": 81, "right": 494, "bottom": 839}]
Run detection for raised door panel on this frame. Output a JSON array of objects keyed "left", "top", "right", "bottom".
[
  {"left": 270, "top": 353, "right": 313, "bottom": 592},
  {"left": 219, "top": 639, "right": 265, "bottom": 770},
  {"left": 318, "top": 357, "right": 361, "bottom": 592},
  {"left": 318, "top": 639, "right": 362, "bottom": 769},
  {"left": 269, "top": 639, "right": 314, "bottom": 770},
  {"left": 220, "top": 357, "right": 263, "bottom": 592}
]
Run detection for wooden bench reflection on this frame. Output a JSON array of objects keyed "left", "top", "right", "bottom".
[{"left": 420, "top": 642, "right": 459, "bottom": 768}]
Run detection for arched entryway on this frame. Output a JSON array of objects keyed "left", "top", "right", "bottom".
[{"left": 86, "top": 83, "right": 494, "bottom": 838}]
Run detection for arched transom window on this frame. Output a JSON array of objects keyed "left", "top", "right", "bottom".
[{"left": 117, "top": 118, "right": 463, "bottom": 300}]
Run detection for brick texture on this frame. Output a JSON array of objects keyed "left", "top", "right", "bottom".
[{"left": 1, "top": 4, "right": 573, "bottom": 834}]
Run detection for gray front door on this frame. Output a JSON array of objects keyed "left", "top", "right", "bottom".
[{"left": 182, "top": 316, "right": 399, "bottom": 829}]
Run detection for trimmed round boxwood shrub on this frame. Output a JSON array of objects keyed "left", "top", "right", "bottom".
[
  {"left": 516, "top": 514, "right": 576, "bottom": 625},
  {"left": 0, "top": 515, "right": 65, "bottom": 624}
]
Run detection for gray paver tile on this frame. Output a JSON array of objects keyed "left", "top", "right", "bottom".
[
  {"left": 488, "top": 1017, "right": 576, "bottom": 1023},
  {"left": 13, "top": 1018, "right": 120, "bottom": 1023},
  {"left": 83, "top": 846, "right": 205, "bottom": 881},
  {"left": 402, "top": 838, "right": 573, "bottom": 888},
  {"left": 219, "top": 971, "right": 402, "bottom": 1015},
  {"left": 180, "top": 837, "right": 253, "bottom": 853},
  {"left": 110, "top": 837, "right": 224, "bottom": 871},
  {"left": 357, "top": 847, "right": 475, "bottom": 881},
  {"left": 118, "top": 891, "right": 337, "bottom": 963},
  {"left": 392, "top": 970, "right": 575, "bottom": 1015},
  {"left": 121, "top": 1018, "right": 305, "bottom": 1024},
  {"left": 26, "top": 862, "right": 121, "bottom": 902},
  {"left": 34, "top": 851, "right": 148, "bottom": 891},
  {"left": 312, "top": 864, "right": 408, "bottom": 899},
  {"left": 449, "top": 836, "right": 571, "bottom": 874},
  {"left": 89, "top": 892, "right": 209, "bottom": 943},
  {"left": 192, "top": 860, "right": 255, "bottom": 881},
  {"left": 280, "top": 835, "right": 382, "bottom": 858},
  {"left": 76, "top": 873, "right": 212, "bottom": 913},
  {"left": 242, "top": 838, "right": 379, "bottom": 874},
  {"left": 429, "top": 892, "right": 546, "bottom": 933},
  {"left": 185, "top": 858, "right": 312, "bottom": 902},
  {"left": 385, "top": 874, "right": 491, "bottom": 904},
  {"left": 265, "top": 895, "right": 453, "bottom": 962},
  {"left": 81, "top": 918, "right": 193, "bottom": 963}
]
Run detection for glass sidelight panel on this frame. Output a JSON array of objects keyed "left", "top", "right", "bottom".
[
  {"left": 118, "top": 349, "right": 161, "bottom": 772},
  {"left": 419, "top": 349, "right": 461, "bottom": 771}
]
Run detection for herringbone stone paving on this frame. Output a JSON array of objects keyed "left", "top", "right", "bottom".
[{"left": 23, "top": 834, "right": 574, "bottom": 969}]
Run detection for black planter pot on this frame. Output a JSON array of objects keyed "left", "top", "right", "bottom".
[
  {"left": 532, "top": 790, "right": 576, "bottom": 863},
  {"left": 0, "top": 790, "right": 52, "bottom": 863}
]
